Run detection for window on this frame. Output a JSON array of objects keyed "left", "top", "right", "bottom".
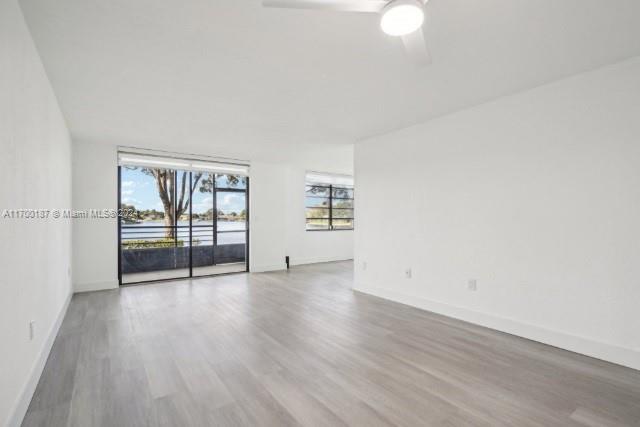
[
  {"left": 305, "top": 172, "right": 354, "bottom": 231},
  {"left": 117, "top": 151, "right": 250, "bottom": 284}
]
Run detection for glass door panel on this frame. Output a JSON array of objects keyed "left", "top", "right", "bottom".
[
  {"left": 119, "top": 167, "right": 248, "bottom": 283},
  {"left": 192, "top": 174, "right": 248, "bottom": 277},
  {"left": 191, "top": 172, "right": 216, "bottom": 274},
  {"left": 119, "top": 167, "right": 191, "bottom": 284}
]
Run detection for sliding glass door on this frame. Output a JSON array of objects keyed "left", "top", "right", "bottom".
[
  {"left": 118, "top": 157, "right": 249, "bottom": 285},
  {"left": 191, "top": 173, "right": 248, "bottom": 277}
]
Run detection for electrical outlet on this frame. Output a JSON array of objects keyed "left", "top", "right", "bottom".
[
  {"left": 362, "top": 261, "right": 367, "bottom": 271},
  {"left": 29, "top": 321, "right": 35, "bottom": 340},
  {"left": 468, "top": 279, "right": 477, "bottom": 291},
  {"left": 405, "top": 268, "right": 412, "bottom": 279}
]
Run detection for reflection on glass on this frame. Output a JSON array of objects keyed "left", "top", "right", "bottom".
[
  {"left": 306, "top": 218, "right": 330, "bottom": 230},
  {"left": 332, "top": 187, "right": 353, "bottom": 199},
  {"left": 332, "top": 208, "right": 353, "bottom": 219},
  {"left": 332, "top": 219, "right": 354, "bottom": 229},
  {"left": 306, "top": 196, "right": 329, "bottom": 208},
  {"left": 306, "top": 207, "right": 329, "bottom": 219},
  {"left": 305, "top": 185, "right": 330, "bottom": 197},
  {"left": 332, "top": 198, "right": 353, "bottom": 208}
]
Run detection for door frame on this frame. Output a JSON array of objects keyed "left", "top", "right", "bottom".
[{"left": 117, "top": 166, "right": 250, "bottom": 286}]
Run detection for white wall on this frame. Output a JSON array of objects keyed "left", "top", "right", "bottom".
[
  {"left": 0, "top": 1, "right": 73, "bottom": 425},
  {"left": 355, "top": 57, "right": 640, "bottom": 370},
  {"left": 249, "top": 161, "right": 287, "bottom": 272},
  {"left": 284, "top": 147, "right": 354, "bottom": 266},
  {"left": 72, "top": 141, "right": 118, "bottom": 292}
]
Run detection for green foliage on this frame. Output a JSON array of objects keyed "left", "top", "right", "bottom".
[
  {"left": 305, "top": 207, "right": 328, "bottom": 219},
  {"left": 121, "top": 168, "right": 247, "bottom": 246},
  {"left": 198, "top": 174, "right": 244, "bottom": 192},
  {"left": 122, "top": 239, "right": 184, "bottom": 249}
]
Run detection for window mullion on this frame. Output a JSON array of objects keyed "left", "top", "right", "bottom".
[
  {"left": 305, "top": 177, "right": 353, "bottom": 231},
  {"left": 329, "top": 184, "right": 333, "bottom": 230}
]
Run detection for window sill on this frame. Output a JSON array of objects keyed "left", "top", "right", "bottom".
[{"left": 306, "top": 229, "right": 354, "bottom": 232}]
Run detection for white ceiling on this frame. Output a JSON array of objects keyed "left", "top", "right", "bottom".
[{"left": 20, "top": 0, "right": 640, "bottom": 159}]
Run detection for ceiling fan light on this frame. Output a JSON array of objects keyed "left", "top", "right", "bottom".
[{"left": 380, "top": 0, "right": 424, "bottom": 37}]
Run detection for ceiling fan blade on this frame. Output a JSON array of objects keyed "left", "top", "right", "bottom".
[
  {"left": 262, "top": 0, "right": 387, "bottom": 13},
  {"left": 401, "top": 28, "right": 431, "bottom": 66}
]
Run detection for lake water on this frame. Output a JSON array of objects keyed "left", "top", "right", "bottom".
[{"left": 122, "top": 220, "right": 246, "bottom": 245}]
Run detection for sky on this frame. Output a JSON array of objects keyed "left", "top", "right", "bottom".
[{"left": 121, "top": 167, "right": 246, "bottom": 214}]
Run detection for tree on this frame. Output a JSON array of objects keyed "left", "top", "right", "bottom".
[
  {"left": 131, "top": 168, "right": 202, "bottom": 238},
  {"left": 197, "top": 174, "right": 241, "bottom": 192},
  {"left": 120, "top": 203, "right": 141, "bottom": 224},
  {"left": 127, "top": 168, "right": 243, "bottom": 238}
]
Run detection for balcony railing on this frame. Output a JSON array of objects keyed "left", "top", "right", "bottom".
[{"left": 120, "top": 224, "right": 246, "bottom": 274}]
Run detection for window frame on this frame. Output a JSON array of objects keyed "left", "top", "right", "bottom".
[{"left": 305, "top": 183, "right": 354, "bottom": 231}]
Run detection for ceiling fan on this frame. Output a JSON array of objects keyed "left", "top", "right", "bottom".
[{"left": 262, "top": 0, "right": 432, "bottom": 66}]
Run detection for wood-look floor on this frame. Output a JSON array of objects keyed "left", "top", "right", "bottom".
[{"left": 23, "top": 261, "right": 640, "bottom": 426}]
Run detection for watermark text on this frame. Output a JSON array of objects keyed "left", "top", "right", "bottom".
[{"left": 1, "top": 208, "right": 135, "bottom": 220}]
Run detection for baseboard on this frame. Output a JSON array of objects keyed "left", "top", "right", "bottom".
[
  {"left": 355, "top": 285, "right": 640, "bottom": 371},
  {"left": 290, "top": 256, "right": 353, "bottom": 266},
  {"left": 8, "top": 291, "right": 72, "bottom": 427},
  {"left": 250, "top": 264, "right": 286, "bottom": 273},
  {"left": 74, "top": 279, "right": 118, "bottom": 293}
]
